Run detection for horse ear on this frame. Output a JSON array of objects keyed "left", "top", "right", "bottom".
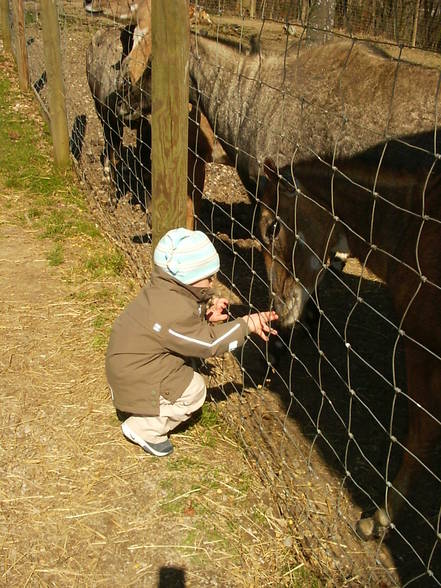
[{"left": 263, "top": 157, "right": 278, "bottom": 182}]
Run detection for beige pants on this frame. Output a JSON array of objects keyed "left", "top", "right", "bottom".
[{"left": 124, "top": 372, "right": 206, "bottom": 444}]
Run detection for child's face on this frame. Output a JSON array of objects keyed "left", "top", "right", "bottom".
[{"left": 190, "top": 274, "right": 216, "bottom": 288}]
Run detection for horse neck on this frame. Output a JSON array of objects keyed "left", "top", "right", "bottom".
[
  {"left": 294, "top": 153, "right": 428, "bottom": 282},
  {"left": 188, "top": 36, "right": 258, "bottom": 153}
]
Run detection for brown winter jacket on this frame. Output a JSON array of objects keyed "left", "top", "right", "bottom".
[{"left": 105, "top": 266, "right": 248, "bottom": 415}]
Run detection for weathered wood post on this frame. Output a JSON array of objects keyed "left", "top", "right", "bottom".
[
  {"left": 151, "top": 0, "right": 189, "bottom": 248},
  {"left": 40, "top": 0, "right": 70, "bottom": 170},
  {"left": 0, "top": 0, "right": 12, "bottom": 54},
  {"left": 11, "top": 0, "right": 29, "bottom": 90}
]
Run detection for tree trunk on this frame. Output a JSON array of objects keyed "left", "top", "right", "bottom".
[
  {"left": 411, "top": 0, "right": 421, "bottom": 47},
  {"left": 307, "top": 0, "right": 336, "bottom": 43}
]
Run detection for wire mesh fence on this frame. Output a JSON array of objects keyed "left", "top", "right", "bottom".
[
  {"left": 203, "top": 0, "right": 441, "bottom": 50},
  {"left": 3, "top": 0, "right": 441, "bottom": 585}
]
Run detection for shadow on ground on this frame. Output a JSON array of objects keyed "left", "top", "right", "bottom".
[
  {"left": 158, "top": 566, "right": 186, "bottom": 588},
  {"left": 196, "top": 196, "right": 441, "bottom": 588}
]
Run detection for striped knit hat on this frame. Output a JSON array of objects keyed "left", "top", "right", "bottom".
[{"left": 153, "top": 228, "right": 220, "bottom": 285}]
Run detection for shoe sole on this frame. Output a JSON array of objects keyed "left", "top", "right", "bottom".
[
  {"left": 121, "top": 422, "right": 173, "bottom": 457},
  {"left": 84, "top": 5, "right": 103, "bottom": 13}
]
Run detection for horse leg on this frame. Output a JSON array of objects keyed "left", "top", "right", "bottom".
[
  {"left": 357, "top": 344, "right": 441, "bottom": 539},
  {"left": 95, "top": 96, "right": 125, "bottom": 206},
  {"left": 136, "top": 116, "right": 152, "bottom": 214},
  {"left": 103, "top": 109, "right": 123, "bottom": 176},
  {"left": 187, "top": 153, "right": 205, "bottom": 230},
  {"left": 186, "top": 105, "right": 213, "bottom": 230}
]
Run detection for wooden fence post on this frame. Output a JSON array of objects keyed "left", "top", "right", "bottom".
[
  {"left": 40, "top": 0, "right": 70, "bottom": 170},
  {"left": 0, "top": 0, "right": 12, "bottom": 54},
  {"left": 151, "top": 0, "right": 189, "bottom": 248},
  {"left": 11, "top": 0, "right": 29, "bottom": 90}
]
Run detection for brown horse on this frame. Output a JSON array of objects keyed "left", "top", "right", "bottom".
[
  {"left": 119, "top": 34, "right": 441, "bottom": 255},
  {"left": 85, "top": 5, "right": 227, "bottom": 229},
  {"left": 259, "top": 170, "right": 349, "bottom": 327},
  {"left": 109, "top": 23, "right": 441, "bottom": 539},
  {"left": 260, "top": 130, "right": 441, "bottom": 539},
  {"left": 86, "top": 29, "right": 225, "bottom": 229}
]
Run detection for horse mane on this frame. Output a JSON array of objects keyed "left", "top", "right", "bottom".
[{"left": 195, "top": 29, "right": 258, "bottom": 54}]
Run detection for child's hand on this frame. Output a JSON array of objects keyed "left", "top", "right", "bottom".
[
  {"left": 206, "top": 297, "right": 229, "bottom": 323},
  {"left": 242, "top": 311, "right": 278, "bottom": 342}
]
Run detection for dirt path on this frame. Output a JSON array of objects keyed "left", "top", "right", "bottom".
[
  {"left": 1, "top": 204, "right": 171, "bottom": 585},
  {"left": 0, "top": 44, "right": 302, "bottom": 586},
  {"left": 0, "top": 194, "right": 298, "bottom": 586}
]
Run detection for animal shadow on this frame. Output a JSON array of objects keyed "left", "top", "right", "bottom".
[
  {"left": 70, "top": 114, "right": 87, "bottom": 161},
  {"left": 244, "top": 263, "right": 440, "bottom": 586},
  {"left": 199, "top": 198, "right": 440, "bottom": 586}
]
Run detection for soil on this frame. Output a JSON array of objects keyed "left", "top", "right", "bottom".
[
  {"left": 3, "top": 3, "right": 441, "bottom": 586},
  {"left": 0, "top": 56, "right": 293, "bottom": 588},
  {"left": 0, "top": 185, "right": 290, "bottom": 587}
]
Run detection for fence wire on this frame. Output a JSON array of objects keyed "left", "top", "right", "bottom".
[{"left": 6, "top": 0, "right": 441, "bottom": 585}]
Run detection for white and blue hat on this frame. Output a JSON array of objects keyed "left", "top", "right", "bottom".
[{"left": 153, "top": 228, "right": 220, "bottom": 285}]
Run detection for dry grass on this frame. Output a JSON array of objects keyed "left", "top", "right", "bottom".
[
  {"left": 4, "top": 8, "right": 432, "bottom": 582},
  {"left": 0, "top": 53, "right": 311, "bottom": 587}
]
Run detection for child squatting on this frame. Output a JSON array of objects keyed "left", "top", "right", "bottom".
[{"left": 106, "top": 228, "right": 278, "bottom": 457}]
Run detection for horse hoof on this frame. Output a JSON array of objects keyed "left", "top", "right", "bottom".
[
  {"left": 356, "top": 508, "right": 391, "bottom": 541},
  {"left": 356, "top": 516, "right": 375, "bottom": 540},
  {"left": 375, "top": 507, "right": 391, "bottom": 528}
]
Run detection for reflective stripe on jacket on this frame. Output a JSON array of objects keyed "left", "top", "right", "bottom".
[{"left": 105, "top": 266, "right": 248, "bottom": 415}]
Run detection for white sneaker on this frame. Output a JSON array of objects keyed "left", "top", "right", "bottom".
[
  {"left": 121, "top": 422, "right": 174, "bottom": 457},
  {"left": 84, "top": 1, "right": 102, "bottom": 14}
]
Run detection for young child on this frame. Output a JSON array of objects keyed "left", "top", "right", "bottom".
[{"left": 106, "top": 228, "right": 278, "bottom": 457}]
